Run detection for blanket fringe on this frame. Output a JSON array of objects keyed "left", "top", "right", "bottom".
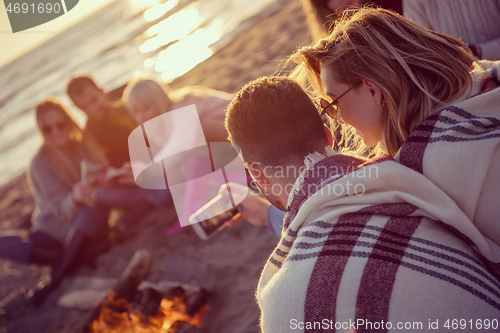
[{"left": 287, "top": 146, "right": 333, "bottom": 208}]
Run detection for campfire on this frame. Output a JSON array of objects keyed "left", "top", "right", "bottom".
[{"left": 84, "top": 250, "right": 208, "bottom": 333}]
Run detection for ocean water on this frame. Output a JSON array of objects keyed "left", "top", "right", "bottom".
[{"left": 0, "top": 0, "right": 279, "bottom": 186}]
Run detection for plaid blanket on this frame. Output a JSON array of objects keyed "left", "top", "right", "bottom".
[
  {"left": 257, "top": 61, "right": 500, "bottom": 333},
  {"left": 397, "top": 60, "right": 500, "bottom": 247}
]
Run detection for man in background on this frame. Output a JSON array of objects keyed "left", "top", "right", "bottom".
[{"left": 66, "top": 75, "right": 136, "bottom": 168}]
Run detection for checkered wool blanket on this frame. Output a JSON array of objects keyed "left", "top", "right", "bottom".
[
  {"left": 397, "top": 60, "right": 500, "bottom": 247},
  {"left": 257, "top": 61, "right": 500, "bottom": 333}
]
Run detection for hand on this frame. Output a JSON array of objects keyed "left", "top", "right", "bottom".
[
  {"left": 72, "top": 181, "right": 96, "bottom": 205},
  {"left": 115, "top": 162, "right": 136, "bottom": 186},
  {"left": 219, "top": 183, "right": 270, "bottom": 227}
]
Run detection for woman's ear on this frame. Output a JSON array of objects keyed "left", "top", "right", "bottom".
[{"left": 362, "top": 79, "right": 383, "bottom": 105}]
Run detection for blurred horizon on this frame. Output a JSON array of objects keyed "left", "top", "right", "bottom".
[{"left": 0, "top": 0, "right": 116, "bottom": 68}]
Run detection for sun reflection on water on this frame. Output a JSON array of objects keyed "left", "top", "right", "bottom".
[
  {"left": 140, "top": 6, "right": 201, "bottom": 53},
  {"left": 156, "top": 20, "right": 224, "bottom": 82},
  {"left": 134, "top": 0, "right": 275, "bottom": 83},
  {"left": 137, "top": 0, "right": 226, "bottom": 83},
  {"left": 126, "top": 0, "right": 162, "bottom": 16},
  {"left": 144, "top": 0, "right": 180, "bottom": 22}
]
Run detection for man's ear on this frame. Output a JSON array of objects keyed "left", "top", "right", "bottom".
[
  {"left": 247, "top": 161, "right": 272, "bottom": 190},
  {"left": 362, "top": 79, "right": 383, "bottom": 105}
]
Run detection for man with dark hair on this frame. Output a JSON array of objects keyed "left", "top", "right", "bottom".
[
  {"left": 66, "top": 75, "right": 136, "bottom": 168},
  {"left": 66, "top": 76, "right": 101, "bottom": 110},
  {"left": 225, "top": 76, "right": 500, "bottom": 332}
]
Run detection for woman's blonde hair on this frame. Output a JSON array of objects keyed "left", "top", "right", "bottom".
[
  {"left": 290, "top": 8, "right": 474, "bottom": 156},
  {"left": 35, "top": 98, "right": 107, "bottom": 182},
  {"left": 122, "top": 77, "right": 174, "bottom": 117}
]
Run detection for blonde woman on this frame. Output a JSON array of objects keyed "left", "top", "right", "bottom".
[
  {"left": 122, "top": 77, "right": 231, "bottom": 141},
  {"left": 291, "top": 8, "right": 500, "bottom": 243},
  {"left": 117, "top": 77, "right": 233, "bottom": 188},
  {"left": 120, "top": 77, "right": 239, "bottom": 232}
]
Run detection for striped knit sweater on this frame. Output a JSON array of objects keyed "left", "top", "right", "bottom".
[{"left": 404, "top": 0, "right": 500, "bottom": 60}]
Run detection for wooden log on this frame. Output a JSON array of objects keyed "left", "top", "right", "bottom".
[
  {"left": 83, "top": 249, "right": 154, "bottom": 332},
  {"left": 112, "top": 249, "right": 154, "bottom": 301}
]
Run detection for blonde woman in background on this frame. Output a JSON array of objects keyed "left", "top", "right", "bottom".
[
  {"left": 123, "top": 77, "right": 231, "bottom": 141},
  {"left": 116, "top": 77, "right": 233, "bottom": 186},
  {"left": 118, "top": 77, "right": 237, "bottom": 232}
]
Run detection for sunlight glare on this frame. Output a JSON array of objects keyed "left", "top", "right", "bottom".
[
  {"left": 144, "top": 58, "right": 155, "bottom": 68},
  {"left": 157, "top": 22, "right": 224, "bottom": 82},
  {"left": 144, "top": 0, "right": 180, "bottom": 22},
  {"left": 127, "top": 0, "right": 162, "bottom": 16},
  {"left": 140, "top": 7, "right": 201, "bottom": 53},
  {"left": 145, "top": 4, "right": 200, "bottom": 38}
]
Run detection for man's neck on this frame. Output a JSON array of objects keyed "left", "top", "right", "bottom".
[{"left": 272, "top": 166, "right": 302, "bottom": 210}]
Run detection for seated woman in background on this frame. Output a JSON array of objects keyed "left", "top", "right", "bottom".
[
  {"left": 0, "top": 99, "right": 109, "bottom": 261},
  {"left": 0, "top": 98, "right": 168, "bottom": 304}
]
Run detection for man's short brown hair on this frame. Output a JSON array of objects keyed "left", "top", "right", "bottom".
[
  {"left": 66, "top": 75, "right": 100, "bottom": 100},
  {"left": 225, "top": 76, "right": 328, "bottom": 167}
]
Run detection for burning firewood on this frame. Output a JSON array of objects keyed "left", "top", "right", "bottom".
[
  {"left": 141, "top": 282, "right": 208, "bottom": 318},
  {"left": 83, "top": 249, "right": 208, "bottom": 333},
  {"left": 132, "top": 287, "right": 164, "bottom": 319},
  {"left": 113, "top": 249, "right": 154, "bottom": 301}
]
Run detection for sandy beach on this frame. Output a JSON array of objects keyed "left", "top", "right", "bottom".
[{"left": 0, "top": 0, "right": 311, "bottom": 332}]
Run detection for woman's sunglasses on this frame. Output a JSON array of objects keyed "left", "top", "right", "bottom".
[
  {"left": 42, "top": 121, "right": 68, "bottom": 134},
  {"left": 314, "top": 86, "right": 353, "bottom": 123}
]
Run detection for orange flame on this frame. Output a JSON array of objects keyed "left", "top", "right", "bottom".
[{"left": 88, "top": 291, "right": 207, "bottom": 333}]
